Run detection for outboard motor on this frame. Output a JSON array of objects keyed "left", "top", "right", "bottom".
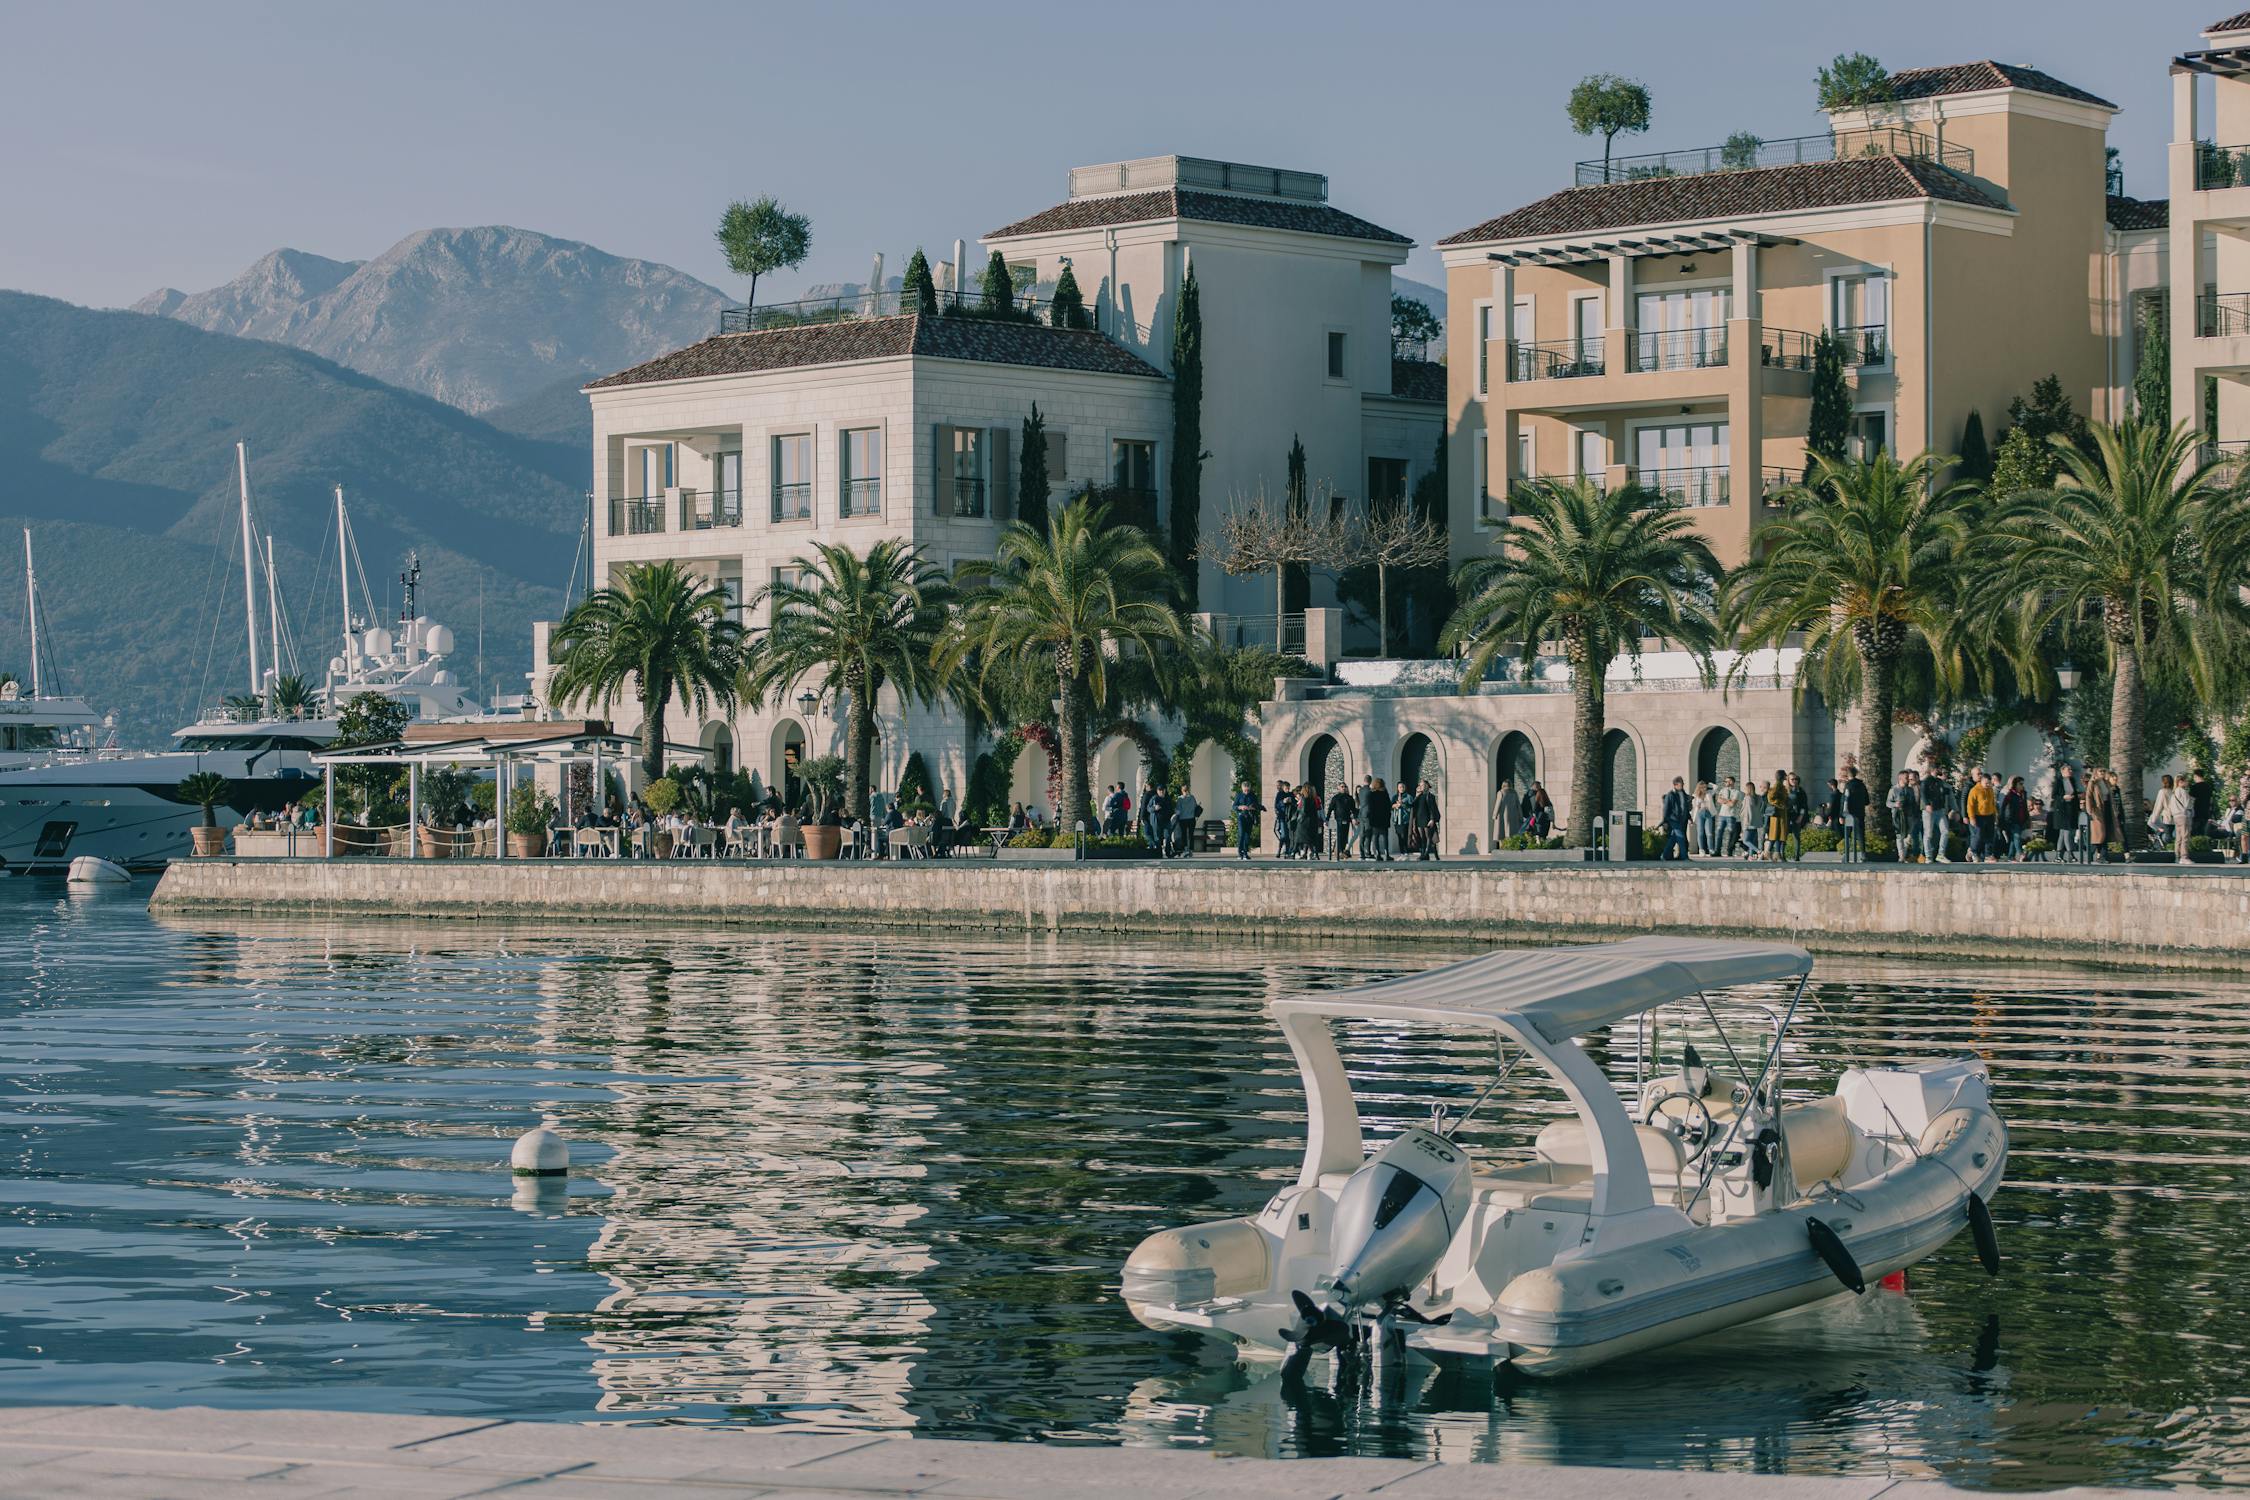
[{"left": 1280, "top": 1128, "right": 1471, "bottom": 1381}]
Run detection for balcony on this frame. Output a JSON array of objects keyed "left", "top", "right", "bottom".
[
  {"left": 840, "top": 477, "right": 881, "bottom": 517},
  {"left": 771, "top": 482, "right": 813, "bottom": 522},
  {"left": 2199, "top": 292, "right": 2250, "bottom": 338},
  {"left": 945, "top": 477, "right": 987, "bottom": 519},
  {"left": 1575, "top": 126, "right": 1974, "bottom": 187},
  {"left": 2202, "top": 439, "right": 2250, "bottom": 469},
  {"left": 607, "top": 496, "right": 664, "bottom": 536},
  {"left": 2196, "top": 142, "right": 2250, "bottom": 192},
  {"left": 1641, "top": 465, "right": 1732, "bottom": 508},
  {"left": 1833, "top": 324, "right": 1889, "bottom": 367},
  {"left": 1632, "top": 326, "right": 1729, "bottom": 374},
  {"left": 1514, "top": 338, "right": 1604, "bottom": 380},
  {"left": 678, "top": 487, "right": 742, "bottom": 531}
]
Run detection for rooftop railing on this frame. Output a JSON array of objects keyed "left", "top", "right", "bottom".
[
  {"left": 1574, "top": 126, "right": 1974, "bottom": 187},
  {"left": 719, "top": 285, "right": 1103, "bottom": 336}
]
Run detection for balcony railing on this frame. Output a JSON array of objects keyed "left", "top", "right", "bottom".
[
  {"left": 607, "top": 496, "right": 664, "bottom": 536},
  {"left": 719, "top": 285, "right": 1103, "bottom": 336},
  {"left": 771, "top": 482, "right": 813, "bottom": 522},
  {"left": 2199, "top": 292, "right": 2250, "bottom": 338},
  {"left": 2201, "top": 439, "right": 2250, "bottom": 469},
  {"left": 1102, "top": 487, "right": 1162, "bottom": 532},
  {"left": 1641, "top": 465, "right": 1731, "bottom": 508},
  {"left": 2196, "top": 141, "right": 2250, "bottom": 191},
  {"left": 945, "top": 477, "right": 987, "bottom": 519},
  {"left": 1513, "top": 338, "right": 1605, "bottom": 380},
  {"left": 1632, "top": 326, "right": 1729, "bottom": 373},
  {"left": 1757, "top": 329, "right": 1819, "bottom": 372},
  {"left": 1832, "top": 323, "right": 1890, "bottom": 367},
  {"left": 1757, "top": 467, "right": 1808, "bottom": 506},
  {"left": 840, "top": 476, "right": 881, "bottom": 517},
  {"left": 678, "top": 487, "right": 742, "bottom": 531},
  {"left": 1574, "top": 126, "right": 1974, "bottom": 187}
]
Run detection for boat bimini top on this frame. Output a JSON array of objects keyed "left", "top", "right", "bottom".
[{"left": 1272, "top": 936, "right": 1813, "bottom": 1247}]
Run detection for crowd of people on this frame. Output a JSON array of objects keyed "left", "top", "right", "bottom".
[{"left": 1264, "top": 775, "right": 1444, "bottom": 861}]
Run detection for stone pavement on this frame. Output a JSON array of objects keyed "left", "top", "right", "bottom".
[{"left": 0, "top": 1405, "right": 2194, "bottom": 1499}]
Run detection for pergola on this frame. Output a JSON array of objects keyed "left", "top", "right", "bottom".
[{"left": 307, "top": 729, "right": 713, "bottom": 859}]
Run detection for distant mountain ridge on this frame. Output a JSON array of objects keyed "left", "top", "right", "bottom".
[
  {"left": 132, "top": 227, "right": 729, "bottom": 413},
  {"left": 0, "top": 291, "right": 583, "bottom": 741}
]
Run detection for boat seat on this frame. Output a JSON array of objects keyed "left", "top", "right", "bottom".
[
  {"left": 1532, "top": 1119, "right": 1688, "bottom": 1180},
  {"left": 1781, "top": 1097, "right": 1854, "bottom": 1184}
]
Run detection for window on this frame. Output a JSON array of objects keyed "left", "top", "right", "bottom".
[
  {"left": 720, "top": 576, "right": 744, "bottom": 624},
  {"left": 1046, "top": 432, "right": 1068, "bottom": 487},
  {"left": 1634, "top": 288, "right": 1730, "bottom": 370},
  {"left": 1516, "top": 429, "right": 1534, "bottom": 486},
  {"left": 1509, "top": 296, "right": 1533, "bottom": 379},
  {"left": 945, "top": 427, "right": 986, "bottom": 518},
  {"left": 1367, "top": 457, "right": 1408, "bottom": 505},
  {"left": 1475, "top": 302, "right": 1492, "bottom": 396},
  {"left": 772, "top": 433, "right": 813, "bottom": 521},
  {"left": 1850, "top": 410, "right": 1889, "bottom": 460},
  {"left": 768, "top": 565, "right": 804, "bottom": 622},
  {"left": 1475, "top": 431, "right": 1490, "bottom": 517},
  {"left": 1325, "top": 330, "right": 1347, "bottom": 380},
  {"left": 1575, "top": 428, "right": 1605, "bottom": 483},
  {"left": 637, "top": 443, "right": 673, "bottom": 498},
  {"left": 840, "top": 427, "right": 881, "bottom": 517},
  {"left": 1830, "top": 272, "right": 1890, "bottom": 365},
  {"left": 1571, "top": 295, "right": 1603, "bottom": 361},
  {"left": 1634, "top": 421, "right": 1730, "bottom": 507},
  {"left": 715, "top": 451, "right": 743, "bottom": 525},
  {"left": 1112, "top": 438, "right": 1157, "bottom": 494}
]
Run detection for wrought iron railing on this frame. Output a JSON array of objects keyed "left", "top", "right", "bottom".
[
  {"left": 1641, "top": 464, "right": 1731, "bottom": 508},
  {"left": 771, "top": 481, "right": 813, "bottom": 522},
  {"left": 2201, "top": 439, "right": 2250, "bottom": 469},
  {"left": 945, "top": 477, "right": 987, "bottom": 519},
  {"left": 718, "top": 285, "right": 1101, "bottom": 336},
  {"left": 840, "top": 477, "right": 882, "bottom": 517},
  {"left": 2197, "top": 141, "right": 2250, "bottom": 191},
  {"left": 1757, "top": 467, "right": 1804, "bottom": 506},
  {"left": 607, "top": 496, "right": 664, "bottom": 536},
  {"left": 678, "top": 487, "right": 742, "bottom": 531},
  {"left": 2199, "top": 292, "right": 2250, "bottom": 337},
  {"left": 1832, "top": 323, "right": 1890, "bottom": 366},
  {"left": 1512, "top": 338, "right": 1605, "bottom": 380},
  {"left": 1757, "top": 329, "right": 1819, "bottom": 372},
  {"left": 1575, "top": 127, "right": 1974, "bottom": 186},
  {"left": 1631, "top": 326, "right": 1729, "bottom": 372}
]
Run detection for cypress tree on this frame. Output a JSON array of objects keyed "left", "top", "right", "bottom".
[
  {"left": 904, "top": 248, "right": 938, "bottom": 315},
  {"left": 1283, "top": 434, "right": 1310, "bottom": 616},
  {"left": 1957, "top": 409, "right": 1991, "bottom": 483},
  {"left": 979, "top": 249, "right": 1017, "bottom": 318},
  {"left": 1168, "top": 266, "right": 1205, "bottom": 604},
  {"left": 1804, "top": 330, "right": 1851, "bottom": 476},
  {"left": 1051, "top": 264, "right": 1088, "bottom": 329},
  {"left": 1019, "top": 404, "right": 1051, "bottom": 536},
  {"left": 2134, "top": 293, "right": 2170, "bottom": 430}
]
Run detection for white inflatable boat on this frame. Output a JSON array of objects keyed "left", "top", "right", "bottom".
[{"left": 1124, "top": 937, "right": 2005, "bottom": 1378}]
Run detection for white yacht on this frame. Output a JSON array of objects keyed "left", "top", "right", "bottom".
[{"left": 0, "top": 452, "right": 502, "bottom": 873}]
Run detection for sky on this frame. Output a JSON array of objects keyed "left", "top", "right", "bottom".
[{"left": 0, "top": 0, "right": 2217, "bottom": 310}]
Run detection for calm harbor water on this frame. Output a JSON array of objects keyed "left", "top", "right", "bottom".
[{"left": 1, "top": 882, "right": 2246, "bottom": 1490}]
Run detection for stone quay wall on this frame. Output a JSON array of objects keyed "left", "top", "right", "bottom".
[{"left": 149, "top": 857, "right": 2250, "bottom": 969}]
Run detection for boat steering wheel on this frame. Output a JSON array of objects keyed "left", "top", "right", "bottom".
[{"left": 1643, "top": 1090, "right": 1717, "bottom": 1163}]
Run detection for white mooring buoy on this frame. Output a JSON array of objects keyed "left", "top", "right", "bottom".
[{"left": 510, "top": 1117, "right": 570, "bottom": 1177}]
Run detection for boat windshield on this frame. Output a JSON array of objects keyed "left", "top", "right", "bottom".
[{"left": 175, "top": 732, "right": 328, "bottom": 753}]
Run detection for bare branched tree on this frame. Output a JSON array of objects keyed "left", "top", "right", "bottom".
[
  {"left": 1352, "top": 497, "right": 1453, "bottom": 655},
  {"left": 1203, "top": 484, "right": 1359, "bottom": 651}
]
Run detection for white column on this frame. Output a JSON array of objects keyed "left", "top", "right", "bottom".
[
  {"left": 1731, "top": 240, "right": 1759, "bottom": 323},
  {"left": 407, "top": 764, "right": 420, "bottom": 859},
  {"left": 2175, "top": 67, "right": 2200, "bottom": 146},
  {"left": 322, "top": 764, "right": 334, "bottom": 858},
  {"left": 495, "top": 757, "right": 508, "bottom": 860},
  {"left": 1489, "top": 260, "right": 1515, "bottom": 383},
  {"left": 1607, "top": 255, "right": 1634, "bottom": 330}
]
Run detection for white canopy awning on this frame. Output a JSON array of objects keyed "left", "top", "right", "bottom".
[{"left": 1272, "top": 936, "right": 1812, "bottom": 1044}]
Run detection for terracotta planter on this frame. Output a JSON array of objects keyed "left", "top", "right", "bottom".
[
  {"left": 417, "top": 828, "right": 455, "bottom": 859},
  {"left": 804, "top": 824, "right": 843, "bottom": 860},
  {"left": 507, "top": 830, "right": 548, "bottom": 858},
  {"left": 191, "top": 824, "right": 227, "bottom": 857}
]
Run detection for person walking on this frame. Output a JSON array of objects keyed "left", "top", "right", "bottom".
[
  {"left": 1785, "top": 771, "right": 1810, "bottom": 860},
  {"left": 1921, "top": 769, "right": 1952, "bottom": 863},
  {"left": 1392, "top": 778, "right": 1415, "bottom": 859},
  {"left": 1528, "top": 782, "right": 1555, "bottom": 840},
  {"left": 1762, "top": 774, "right": 1791, "bottom": 861},
  {"left": 1328, "top": 781, "right": 1356, "bottom": 860},
  {"left": 2051, "top": 764, "right": 2082, "bottom": 863},
  {"left": 1171, "top": 786, "right": 1202, "bottom": 858},
  {"left": 1693, "top": 780, "right": 1717, "bottom": 858},
  {"left": 1889, "top": 771, "right": 1921, "bottom": 862},
  {"left": 1964, "top": 771, "right": 1999, "bottom": 863},
  {"left": 1661, "top": 777, "right": 1691, "bottom": 860},
  {"left": 1414, "top": 779, "right": 1441, "bottom": 861},
  {"left": 1367, "top": 777, "right": 1394, "bottom": 862},
  {"left": 2001, "top": 775, "right": 2031, "bottom": 861},
  {"left": 1714, "top": 775, "right": 1742, "bottom": 857},
  {"left": 1842, "top": 765, "right": 1870, "bottom": 863},
  {"left": 1743, "top": 775, "right": 1767, "bottom": 859},
  {"left": 1495, "top": 780, "right": 1524, "bottom": 848},
  {"left": 1271, "top": 780, "right": 1296, "bottom": 859},
  {"left": 1295, "top": 785, "right": 1323, "bottom": 858},
  {"left": 2152, "top": 773, "right": 2190, "bottom": 861}
]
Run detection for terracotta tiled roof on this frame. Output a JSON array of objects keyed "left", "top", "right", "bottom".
[
  {"left": 2210, "top": 11, "right": 2250, "bottom": 32},
  {"left": 988, "top": 188, "right": 1410, "bottom": 245},
  {"left": 1389, "top": 357, "right": 1445, "bottom": 403},
  {"left": 2106, "top": 194, "right": 2170, "bottom": 231},
  {"left": 1885, "top": 61, "right": 2117, "bottom": 109},
  {"left": 586, "top": 313, "right": 1165, "bottom": 390},
  {"left": 1438, "top": 156, "right": 2007, "bottom": 247}
]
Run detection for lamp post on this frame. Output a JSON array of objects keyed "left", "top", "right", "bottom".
[
  {"left": 797, "top": 690, "right": 818, "bottom": 721},
  {"left": 2055, "top": 661, "right": 2081, "bottom": 692}
]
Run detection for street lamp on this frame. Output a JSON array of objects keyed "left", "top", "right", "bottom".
[
  {"left": 1051, "top": 696, "right": 1065, "bottom": 720},
  {"left": 797, "top": 690, "right": 818, "bottom": 721},
  {"left": 2055, "top": 661, "right": 2081, "bottom": 692}
]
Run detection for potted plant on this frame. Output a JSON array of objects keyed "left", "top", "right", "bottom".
[
  {"left": 178, "top": 770, "right": 232, "bottom": 856},
  {"left": 417, "top": 765, "right": 471, "bottom": 858},
  {"left": 506, "top": 780, "right": 556, "bottom": 858},
  {"left": 797, "top": 755, "right": 845, "bottom": 859},
  {"left": 641, "top": 776, "right": 681, "bottom": 857}
]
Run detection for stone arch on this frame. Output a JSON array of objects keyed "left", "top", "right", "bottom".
[
  {"left": 770, "top": 719, "right": 808, "bottom": 806},
  {"left": 1093, "top": 733, "right": 1153, "bottom": 792},
  {"left": 1691, "top": 722, "right": 1745, "bottom": 789},
  {"left": 700, "top": 721, "right": 735, "bottom": 777},
  {"left": 1493, "top": 729, "right": 1539, "bottom": 801},
  {"left": 1602, "top": 726, "right": 1641, "bottom": 814},
  {"left": 1010, "top": 736, "right": 1054, "bottom": 818},
  {"left": 1301, "top": 733, "right": 1348, "bottom": 800},
  {"left": 1984, "top": 722, "right": 2044, "bottom": 783},
  {"left": 1396, "top": 732, "right": 1438, "bottom": 794},
  {"left": 1188, "top": 739, "right": 1233, "bottom": 812}
]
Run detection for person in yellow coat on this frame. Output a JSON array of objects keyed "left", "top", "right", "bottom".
[{"left": 1964, "top": 771, "right": 2000, "bottom": 863}]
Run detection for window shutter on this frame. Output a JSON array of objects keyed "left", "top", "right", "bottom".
[
  {"left": 931, "top": 424, "right": 949, "bottom": 516},
  {"left": 989, "top": 426, "right": 1013, "bottom": 521},
  {"left": 1048, "top": 432, "right": 1067, "bottom": 488}
]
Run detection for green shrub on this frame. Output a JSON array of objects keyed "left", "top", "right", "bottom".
[
  {"left": 1085, "top": 833, "right": 1151, "bottom": 852},
  {"left": 641, "top": 778, "right": 681, "bottom": 817},
  {"left": 2023, "top": 837, "right": 2052, "bottom": 855},
  {"left": 506, "top": 781, "right": 555, "bottom": 837},
  {"left": 1006, "top": 827, "right": 1057, "bottom": 849},
  {"left": 2189, "top": 834, "right": 2215, "bottom": 857},
  {"left": 1862, "top": 830, "right": 1895, "bottom": 861},
  {"left": 1638, "top": 828, "right": 1665, "bottom": 860},
  {"left": 1797, "top": 827, "right": 1840, "bottom": 854},
  {"left": 469, "top": 780, "right": 498, "bottom": 818}
]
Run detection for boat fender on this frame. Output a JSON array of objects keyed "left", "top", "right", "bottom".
[
  {"left": 1965, "top": 1191, "right": 2001, "bottom": 1276},
  {"left": 1807, "top": 1216, "right": 1865, "bottom": 1295},
  {"left": 1751, "top": 1125, "right": 1780, "bottom": 1191}
]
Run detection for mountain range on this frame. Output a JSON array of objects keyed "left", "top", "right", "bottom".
[
  {"left": 0, "top": 291, "right": 583, "bottom": 741},
  {"left": 133, "top": 227, "right": 729, "bottom": 414}
]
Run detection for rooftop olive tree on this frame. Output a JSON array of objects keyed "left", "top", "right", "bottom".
[
  {"left": 1566, "top": 74, "right": 1652, "bottom": 174},
  {"left": 715, "top": 196, "right": 811, "bottom": 314}
]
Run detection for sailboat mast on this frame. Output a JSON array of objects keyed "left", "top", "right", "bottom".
[
  {"left": 335, "top": 485, "right": 352, "bottom": 645},
  {"left": 22, "top": 529, "right": 39, "bottom": 700},
  {"left": 236, "top": 442, "right": 261, "bottom": 696},
  {"left": 264, "top": 535, "right": 282, "bottom": 687}
]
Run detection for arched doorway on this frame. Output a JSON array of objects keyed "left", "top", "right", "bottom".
[
  {"left": 701, "top": 722, "right": 735, "bottom": 777},
  {"left": 1494, "top": 731, "right": 1536, "bottom": 799},
  {"left": 1694, "top": 726, "right": 1739, "bottom": 788},
  {"left": 1304, "top": 734, "right": 1341, "bottom": 801},
  {"left": 1603, "top": 728, "right": 1639, "bottom": 814},
  {"left": 772, "top": 720, "right": 807, "bottom": 808},
  {"left": 1397, "top": 733, "right": 1435, "bottom": 792}
]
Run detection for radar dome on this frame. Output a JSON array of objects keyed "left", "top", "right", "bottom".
[
  {"left": 432, "top": 669, "right": 456, "bottom": 686},
  {"left": 364, "top": 627, "right": 393, "bottom": 658},
  {"left": 423, "top": 624, "right": 455, "bottom": 657},
  {"left": 328, "top": 656, "right": 347, "bottom": 677}
]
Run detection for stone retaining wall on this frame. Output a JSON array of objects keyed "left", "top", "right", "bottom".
[{"left": 149, "top": 857, "right": 2250, "bottom": 968}]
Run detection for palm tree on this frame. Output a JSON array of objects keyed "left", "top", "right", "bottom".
[
  {"left": 269, "top": 673, "right": 315, "bottom": 720},
  {"left": 1442, "top": 477, "right": 1724, "bottom": 850},
  {"left": 740, "top": 539, "right": 957, "bottom": 824},
  {"left": 547, "top": 560, "right": 744, "bottom": 777},
  {"left": 1981, "top": 417, "right": 2250, "bottom": 843},
  {"left": 938, "top": 496, "right": 1189, "bottom": 831},
  {"left": 1727, "top": 449, "right": 1981, "bottom": 840}
]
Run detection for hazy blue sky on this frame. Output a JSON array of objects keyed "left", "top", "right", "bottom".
[{"left": 0, "top": 0, "right": 2213, "bottom": 309}]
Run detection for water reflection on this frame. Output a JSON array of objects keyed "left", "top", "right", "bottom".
[{"left": 0, "top": 886, "right": 2243, "bottom": 1489}]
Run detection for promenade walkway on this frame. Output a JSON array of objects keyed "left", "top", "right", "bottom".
[{"left": 0, "top": 1405, "right": 2184, "bottom": 1498}]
